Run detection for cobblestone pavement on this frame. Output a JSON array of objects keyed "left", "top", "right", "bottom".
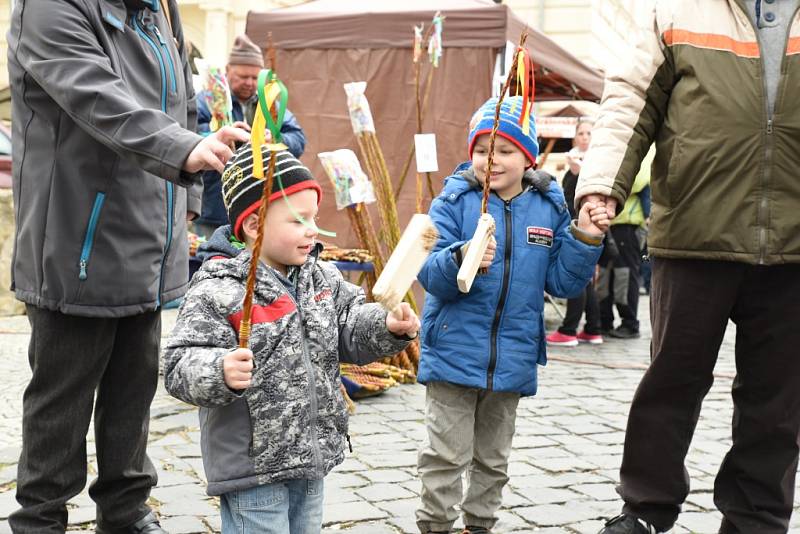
[{"left": 0, "top": 297, "right": 798, "bottom": 533}]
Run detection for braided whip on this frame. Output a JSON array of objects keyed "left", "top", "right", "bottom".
[
  {"left": 481, "top": 32, "right": 530, "bottom": 215},
  {"left": 239, "top": 67, "right": 284, "bottom": 349}
]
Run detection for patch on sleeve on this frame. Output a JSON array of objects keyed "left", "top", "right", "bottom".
[{"left": 527, "top": 226, "right": 554, "bottom": 247}]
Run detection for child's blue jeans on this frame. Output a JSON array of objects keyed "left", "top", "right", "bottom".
[{"left": 220, "top": 478, "right": 325, "bottom": 534}]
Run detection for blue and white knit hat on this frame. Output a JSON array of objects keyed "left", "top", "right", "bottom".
[{"left": 467, "top": 95, "right": 539, "bottom": 165}]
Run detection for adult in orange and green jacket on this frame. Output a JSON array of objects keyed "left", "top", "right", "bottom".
[{"left": 576, "top": 2, "right": 800, "bottom": 534}]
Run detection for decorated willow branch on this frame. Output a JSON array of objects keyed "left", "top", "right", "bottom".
[{"left": 456, "top": 32, "right": 533, "bottom": 293}]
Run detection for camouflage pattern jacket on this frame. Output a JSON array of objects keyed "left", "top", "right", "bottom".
[{"left": 164, "top": 245, "right": 409, "bottom": 495}]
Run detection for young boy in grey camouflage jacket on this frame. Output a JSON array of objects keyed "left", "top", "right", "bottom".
[{"left": 163, "top": 147, "right": 420, "bottom": 534}]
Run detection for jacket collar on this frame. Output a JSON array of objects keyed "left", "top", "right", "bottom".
[{"left": 123, "top": 0, "right": 159, "bottom": 11}]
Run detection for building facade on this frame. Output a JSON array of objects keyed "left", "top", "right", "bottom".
[
  {"left": 177, "top": 0, "right": 304, "bottom": 67},
  {"left": 506, "top": 0, "right": 655, "bottom": 73}
]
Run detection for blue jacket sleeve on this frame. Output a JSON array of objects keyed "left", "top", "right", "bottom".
[
  {"left": 195, "top": 91, "right": 211, "bottom": 136},
  {"left": 417, "top": 196, "right": 469, "bottom": 302},
  {"left": 280, "top": 109, "right": 306, "bottom": 158},
  {"left": 545, "top": 211, "right": 604, "bottom": 298}
]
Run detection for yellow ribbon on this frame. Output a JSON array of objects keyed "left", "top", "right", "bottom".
[{"left": 251, "top": 81, "right": 287, "bottom": 179}]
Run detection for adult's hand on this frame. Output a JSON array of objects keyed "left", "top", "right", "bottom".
[
  {"left": 581, "top": 194, "right": 617, "bottom": 232},
  {"left": 183, "top": 126, "right": 251, "bottom": 173},
  {"left": 566, "top": 152, "right": 582, "bottom": 175}
]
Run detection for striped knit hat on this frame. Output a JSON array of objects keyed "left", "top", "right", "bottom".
[
  {"left": 221, "top": 145, "right": 322, "bottom": 240},
  {"left": 467, "top": 95, "right": 539, "bottom": 165}
]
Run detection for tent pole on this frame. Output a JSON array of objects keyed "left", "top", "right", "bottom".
[{"left": 538, "top": 138, "right": 557, "bottom": 168}]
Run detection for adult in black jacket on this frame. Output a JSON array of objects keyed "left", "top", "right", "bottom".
[{"left": 7, "top": 0, "right": 248, "bottom": 532}]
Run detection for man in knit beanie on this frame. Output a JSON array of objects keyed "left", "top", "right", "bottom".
[{"left": 195, "top": 34, "right": 306, "bottom": 238}]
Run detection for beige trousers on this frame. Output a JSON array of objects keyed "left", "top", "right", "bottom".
[{"left": 416, "top": 381, "right": 520, "bottom": 533}]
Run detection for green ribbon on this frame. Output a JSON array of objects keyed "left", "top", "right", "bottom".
[
  {"left": 257, "top": 69, "right": 288, "bottom": 143},
  {"left": 277, "top": 175, "right": 337, "bottom": 238}
]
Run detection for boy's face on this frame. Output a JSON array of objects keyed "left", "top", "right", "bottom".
[
  {"left": 471, "top": 135, "right": 529, "bottom": 200},
  {"left": 242, "top": 189, "right": 319, "bottom": 274}
]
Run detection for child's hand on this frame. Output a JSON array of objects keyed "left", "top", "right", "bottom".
[
  {"left": 223, "top": 348, "right": 254, "bottom": 391},
  {"left": 578, "top": 201, "right": 611, "bottom": 235},
  {"left": 480, "top": 235, "right": 497, "bottom": 269},
  {"left": 386, "top": 302, "right": 421, "bottom": 339}
]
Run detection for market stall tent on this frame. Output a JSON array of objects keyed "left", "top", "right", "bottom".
[{"left": 245, "top": 0, "right": 604, "bottom": 246}]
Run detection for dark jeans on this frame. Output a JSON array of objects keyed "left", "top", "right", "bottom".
[
  {"left": 557, "top": 283, "right": 601, "bottom": 336},
  {"left": 600, "top": 224, "right": 641, "bottom": 331},
  {"left": 618, "top": 258, "right": 800, "bottom": 533},
  {"left": 10, "top": 306, "right": 161, "bottom": 533}
]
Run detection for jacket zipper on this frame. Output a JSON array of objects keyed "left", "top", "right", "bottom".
[
  {"left": 744, "top": 3, "right": 800, "bottom": 263},
  {"left": 133, "top": 13, "right": 167, "bottom": 112},
  {"left": 266, "top": 258, "right": 325, "bottom": 474},
  {"left": 487, "top": 199, "right": 513, "bottom": 390},
  {"left": 78, "top": 192, "right": 106, "bottom": 280},
  {"left": 133, "top": 11, "right": 175, "bottom": 305},
  {"left": 152, "top": 25, "right": 177, "bottom": 93}
]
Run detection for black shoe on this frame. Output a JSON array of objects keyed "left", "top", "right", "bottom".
[
  {"left": 462, "top": 527, "right": 491, "bottom": 534},
  {"left": 97, "top": 512, "right": 168, "bottom": 534},
  {"left": 608, "top": 325, "right": 640, "bottom": 339},
  {"left": 598, "top": 514, "right": 658, "bottom": 534}
]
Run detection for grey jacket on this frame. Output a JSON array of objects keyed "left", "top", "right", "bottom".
[
  {"left": 8, "top": 0, "right": 204, "bottom": 317},
  {"left": 163, "top": 247, "right": 409, "bottom": 495}
]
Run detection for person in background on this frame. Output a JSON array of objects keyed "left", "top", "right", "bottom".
[
  {"left": 194, "top": 34, "right": 306, "bottom": 239},
  {"left": 547, "top": 118, "right": 603, "bottom": 346},
  {"left": 598, "top": 148, "right": 651, "bottom": 339}
]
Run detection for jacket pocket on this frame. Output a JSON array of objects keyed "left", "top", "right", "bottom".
[
  {"left": 429, "top": 304, "right": 453, "bottom": 346},
  {"left": 664, "top": 137, "right": 685, "bottom": 206},
  {"left": 78, "top": 192, "right": 106, "bottom": 280}
]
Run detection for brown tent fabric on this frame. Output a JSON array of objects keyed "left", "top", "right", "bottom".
[
  {"left": 245, "top": 0, "right": 603, "bottom": 250},
  {"left": 247, "top": 0, "right": 603, "bottom": 100}
]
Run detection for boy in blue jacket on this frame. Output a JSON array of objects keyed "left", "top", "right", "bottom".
[{"left": 415, "top": 96, "right": 608, "bottom": 534}]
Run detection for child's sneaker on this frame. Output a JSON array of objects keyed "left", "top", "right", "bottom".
[
  {"left": 577, "top": 331, "right": 604, "bottom": 344},
  {"left": 462, "top": 528, "right": 491, "bottom": 534},
  {"left": 546, "top": 331, "right": 578, "bottom": 347}
]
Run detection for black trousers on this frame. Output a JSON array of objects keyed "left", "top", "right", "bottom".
[
  {"left": 10, "top": 306, "right": 161, "bottom": 533},
  {"left": 601, "top": 224, "right": 642, "bottom": 331},
  {"left": 558, "top": 283, "right": 601, "bottom": 336},
  {"left": 619, "top": 258, "right": 800, "bottom": 533}
]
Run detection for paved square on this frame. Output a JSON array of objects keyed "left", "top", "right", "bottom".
[{"left": 0, "top": 296, "right": 796, "bottom": 533}]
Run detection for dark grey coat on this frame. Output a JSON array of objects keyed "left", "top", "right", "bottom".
[
  {"left": 8, "top": 0, "right": 203, "bottom": 317},
  {"left": 163, "top": 250, "right": 410, "bottom": 495}
]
